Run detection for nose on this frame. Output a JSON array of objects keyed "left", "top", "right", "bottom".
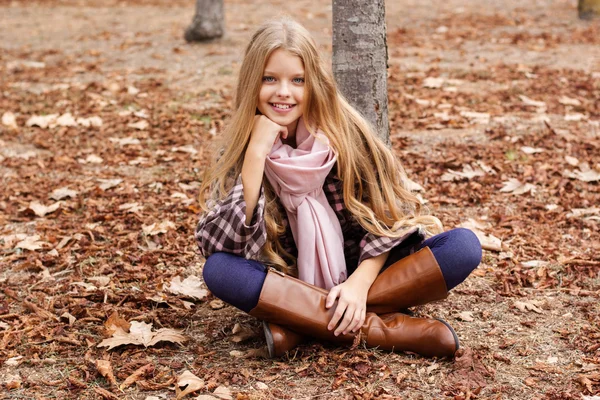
[{"left": 276, "top": 81, "right": 291, "bottom": 98}]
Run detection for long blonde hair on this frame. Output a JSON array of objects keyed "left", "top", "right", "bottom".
[{"left": 198, "top": 18, "right": 442, "bottom": 275}]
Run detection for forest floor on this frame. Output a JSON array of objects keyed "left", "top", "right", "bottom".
[{"left": 0, "top": 0, "right": 599, "bottom": 399}]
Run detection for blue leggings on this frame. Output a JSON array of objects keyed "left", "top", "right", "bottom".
[{"left": 202, "top": 228, "right": 482, "bottom": 313}]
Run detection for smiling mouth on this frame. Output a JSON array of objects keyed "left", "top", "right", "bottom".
[{"left": 270, "top": 103, "right": 295, "bottom": 110}]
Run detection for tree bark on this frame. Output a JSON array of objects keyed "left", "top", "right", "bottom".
[
  {"left": 332, "top": 0, "right": 390, "bottom": 144},
  {"left": 184, "top": 0, "right": 224, "bottom": 42},
  {"left": 579, "top": 0, "right": 600, "bottom": 19}
]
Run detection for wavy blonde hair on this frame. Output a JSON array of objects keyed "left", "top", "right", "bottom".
[{"left": 198, "top": 18, "right": 442, "bottom": 275}]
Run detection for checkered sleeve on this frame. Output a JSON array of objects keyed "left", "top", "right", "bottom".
[
  {"left": 358, "top": 226, "right": 425, "bottom": 264},
  {"left": 195, "top": 176, "right": 267, "bottom": 260}
]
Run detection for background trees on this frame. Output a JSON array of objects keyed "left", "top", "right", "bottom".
[
  {"left": 184, "top": 0, "right": 224, "bottom": 42},
  {"left": 332, "top": 0, "right": 390, "bottom": 143}
]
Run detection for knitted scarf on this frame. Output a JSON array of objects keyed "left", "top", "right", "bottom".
[{"left": 264, "top": 118, "right": 347, "bottom": 289}]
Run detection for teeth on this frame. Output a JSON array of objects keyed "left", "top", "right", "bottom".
[{"left": 273, "top": 104, "right": 292, "bottom": 109}]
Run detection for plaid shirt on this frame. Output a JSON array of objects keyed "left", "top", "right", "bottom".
[{"left": 195, "top": 171, "right": 424, "bottom": 271}]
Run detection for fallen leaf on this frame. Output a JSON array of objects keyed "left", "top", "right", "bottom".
[
  {"left": 423, "top": 77, "right": 444, "bottom": 88},
  {"left": 109, "top": 137, "right": 141, "bottom": 146},
  {"left": 5, "top": 374, "right": 22, "bottom": 389},
  {"left": 231, "top": 323, "right": 255, "bottom": 343},
  {"left": 514, "top": 300, "right": 544, "bottom": 314},
  {"left": 558, "top": 96, "right": 581, "bottom": 106},
  {"left": 7, "top": 60, "right": 45, "bottom": 69},
  {"left": 521, "top": 260, "right": 548, "bottom": 268},
  {"left": 171, "top": 145, "right": 198, "bottom": 154},
  {"left": 94, "top": 387, "right": 119, "bottom": 400},
  {"left": 524, "top": 377, "right": 538, "bottom": 387},
  {"left": 81, "top": 154, "right": 104, "bottom": 164},
  {"left": 441, "top": 164, "right": 485, "bottom": 181},
  {"left": 104, "top": 311, "right": 131, "bottom": 335},
  {"left": 210, "top": 299, "right": 225, "bottom": 310},
  {"left": 500, "top": 178, "right": 536, "bottom": 195},
  {"left": 98, "top": 178, "right": 122, "bottom": 190},
  {"left": 56, "top": 113, "right": 77, "bottom": 127},
  {"left": 28, "top": 201, "right": 61, "bottom": 217},
  {"left": 128, "top": 120, "right": 149, "bottom": 130},
  {"left": 457, "top": 311, "right": 475, "bottom": 322},
  {"left": 120, "top": 363, "right": 153, "bottom": 390},
  {"left": 15, "top": 235, "right": 48, "bottom": 251},
  {"left": 168, "top": 276, "right": 208, "bottom": 300},
  {"left": 76, "top": 116, "right": 103, "bottom": 127},
  {"left": 566, "top": 207, "right": 599, "bottom": 218},
  {"left": 564, "top": 165, "right": 600, "bottom": 182},
  {"left": 177, "top": 370, "right": 205, "bottom": 399},
  {"left": 404, "top": 178, "right": 424, "bottom": 192},
  {"left": 26, "top": 114, "right": 59, "bottom": 128},
  {"left": 96, "top": 360, "right": 118, "bottom": 387},
  {"left": 97, "top": 320, "right": 187, "bottom": 350},
  {"left": 71, "top": 281, "right": 98, "bottom": 291},
  {"left": 565, "top": 155, "right": 579, "bottom": 166},
  {"left": 88, "top": 276, "right": 111, "bottom": 287},
  {"left": 213, "top": 386, "right": 233, "bottom": 399},
  {"left": 578, "top": 375, "right": 594, "bottom": 393},
  {"left": 446, "top": 347, "right": 491, "bottom": 391},
  {"left": 119, "top": 202, "right": 143, "bottom": 213},
  {"left": 5, "top": 356, "right": 23, "bottom": 366},
  {"left": 50, "top": 187, "right": 77, "bottom": 201},
  {"left": 229, "top": 350, "right": 245, "bottom": 358},
  {"left": 61, "top": 312, "right": 77, "bottom": 325},
  {"left": 254, "top": 381, "right": 268, "bottom": 390},
  {"left": 460, "top": 111, "right": 490, "bottom": 124},
  {"left": 519, "top": 95, "right": 546, "bottom": 108},
  {"left": 2, "top": 112, "right": 18, "bottom": 129},
  {"left": 143, "top": 221, "right": 176, "bottom": 236},
  {"left": 565, "top": 113, "right": 586, "bottom": 121},
  {"left": 520, "top": 146, "right": 544, "bottom": 154}
]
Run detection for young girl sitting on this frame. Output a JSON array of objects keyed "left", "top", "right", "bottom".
[{"left": 195, "top": 18, "right": 482, "bottom": 358}]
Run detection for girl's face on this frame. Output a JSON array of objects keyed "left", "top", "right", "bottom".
[{"left": 257, "top": 49, "right": 305, "bottom": 133}]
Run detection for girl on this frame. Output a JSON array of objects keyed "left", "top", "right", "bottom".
[{"left": 196, "top": 18, "right": 482, "bottom": 358}]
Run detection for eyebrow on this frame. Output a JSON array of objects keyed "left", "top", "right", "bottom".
[{"left": 263, "top": 70, "right": 305, "bottom": 76}]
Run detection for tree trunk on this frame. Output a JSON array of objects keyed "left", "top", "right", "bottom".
[
  {"left": 184, "top": 0, "right": 224, "bottom": 42},
  {"left": 579, "top": 0, "right": 600, "bottom": 19},
  {"left": 332, "top": 0, "right": 390, "bottom": 144}
]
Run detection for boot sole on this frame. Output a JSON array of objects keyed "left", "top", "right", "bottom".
[
  {"left": 262, "top": 321, "right": 275, "bottom": 358},
  {"left": 435, "top": 318, "right": 460, "bottom": 352}
]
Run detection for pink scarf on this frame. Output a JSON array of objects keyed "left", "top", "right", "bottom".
[{"left": 264, "top": 118, "right": 347, "bottom": 289}]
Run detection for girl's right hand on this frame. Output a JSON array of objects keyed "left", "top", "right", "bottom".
[{"left": 247, "top": 115, "right": 288, "bottom": 158}]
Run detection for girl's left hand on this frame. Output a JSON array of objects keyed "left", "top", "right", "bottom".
[{"left": 325, "top": 277, "right": 370, "bottom": 336}]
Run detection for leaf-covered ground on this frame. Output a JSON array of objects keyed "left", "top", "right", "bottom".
[{"left": 0, "top": 0, "right": 599, "bottom": 399}]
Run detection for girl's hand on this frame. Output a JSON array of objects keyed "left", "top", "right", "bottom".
[
  {"left": 325, "top": 277, "right": 370, "bottom": 336},
  {"left": 247, "top": 115, "right": 288, "bottom": 158}
]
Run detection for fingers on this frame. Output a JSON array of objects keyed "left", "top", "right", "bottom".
[
  {"left": 327, "top": 301, "right": 345, "bottom": 332},
  {"left": 335, "top": 305, "right": 357, "bottom": 336},
  {"left": 350, "top": 308, "right": 366, "bottom": 334},
  {"left": 326, "top": 286, "right": 340, "bottom": 309},
  {"left": 280, "top": 126, "right": 288, "bottom": 140}
]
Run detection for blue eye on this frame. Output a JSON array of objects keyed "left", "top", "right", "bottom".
[
  {"left": 262, "top": 76, "right": 275, "bottom": 83},
  {"left": 293, "top": 77, "right": 305, "bottom": 84}
]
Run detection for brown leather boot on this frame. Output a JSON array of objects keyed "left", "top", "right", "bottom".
[
  {"left": 262, "top": 321, "right": 304, "bottom": 358},
  {"left": 366, "top": 247, "right": 448, "bottom": 313},
  {"left": 261, "top": 246, "right": 450, "bottom": 357},
  {"left": 250, "top": 268, "right": 458, "bottom": 358}
]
